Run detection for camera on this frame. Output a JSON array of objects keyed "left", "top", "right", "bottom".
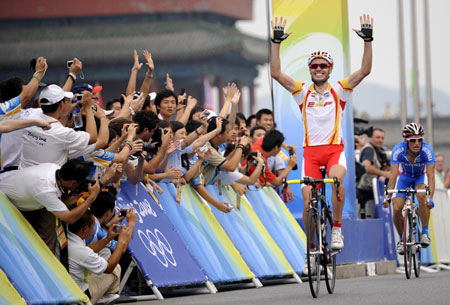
[
  {"left": 119, "top": 209, "right": 128, "bottom": 217},
  {"left": 249, "top": 151, "right": 260, "bottom": 166},
  {"left": 67, "top": 60, "right": 74, "bottom": 68},
  {"left": 200, "top": 109, "right": 211, "bottom": 118},
  {"left": 288, "top": 147, "right": 298, "bottom": 170},
  {"left": 354, "top": 118, "right": 373, "bottom": 137},
  {"left": 76, "top": 93, "right": 83, "bottom": 101},
  {"left": 114, "top": 225, "right": 123, "bottom": 233},
  {"left": 133, "top": 92, "right": 140, "bottom": 100}
]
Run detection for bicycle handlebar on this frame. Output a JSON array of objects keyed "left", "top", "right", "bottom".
[
  {"left": 384, "top": 185, "right": 430, "bottom": 196},
  {"left": 287, "top": 176, "right": 343, "bottom": 202},
  {"left": 287, "top": 177, "right": 335, "bottom": 185}
]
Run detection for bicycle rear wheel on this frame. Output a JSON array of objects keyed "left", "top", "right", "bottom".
[
  {"left": 306, "top": 208, "right": 321, "bottom": 298},
  {"left": 403, "top": 211, "right": 413, "bottom": 279},
  {"left": 413, "top": 215, "right": 421, "bottom": 278},
  {"left": 323, "top": 210, "right": 336, "bottom": 294}
]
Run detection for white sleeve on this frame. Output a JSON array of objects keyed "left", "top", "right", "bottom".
[
  {"left": 64, "top": 129, "right": 91, "bottom": 154},
  {"left": 81, "top": 248, "right": 108, "bottom": 274},
  {"left": 34, "top": 191, "right": 68, "bottom": 212}
]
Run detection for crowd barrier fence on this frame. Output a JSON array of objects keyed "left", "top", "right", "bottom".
[{"left": 0, "top": 192, "right": 88, "bottom": 305}]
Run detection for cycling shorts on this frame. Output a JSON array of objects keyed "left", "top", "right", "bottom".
[
  {"left": 301, "top": 144, "right": 346, "bottom": 181},
  {"left": 393, "top": 174, "right": 427, "bottom": 199}
]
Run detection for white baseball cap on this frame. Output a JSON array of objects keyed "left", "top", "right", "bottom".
[{"left": 40, "top": 84, "right": 74, "bottom": 105}]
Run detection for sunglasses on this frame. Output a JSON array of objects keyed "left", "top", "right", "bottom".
[
  {"left": 309, "top": 63, "right": 330, "bottom": 69},
  {"left": 406, "top": 137, "right": 423, "bottom": 143}
]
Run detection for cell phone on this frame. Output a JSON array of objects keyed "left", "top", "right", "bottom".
[
  {"left": 180, "top": 88, "right": 185, "bottom": 96},
  {"left": 67, "top": 60, "right": 74, "bottom": 68},
  {"left": 30, "top": 59, "right": 37, "bottom": 71},
  {"left": 200, "top": 109, "right": 211, "bottom": 118},
  {"left": 119, "top": 209, "right": 128, "bottom": 217},
  {"left": 114, "top": 225, "right": 123, "bottom": 233},
  {"left": 76, "top": 93, "right": 83, "bottom": 101}
]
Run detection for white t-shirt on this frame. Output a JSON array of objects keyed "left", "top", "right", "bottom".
[
  {"left": 1, "top": 108, "right": 42, "bottom": 169},
  {"left": 68, "top": 231, "right": 108, "bottom": 292},
  {"left": 0, "top": 163, "right": 67, "bottom": 211},
  {"left": 267, "top": 155, "right": 286, "bottom": 173},
  {"left": 19, "top": 113, "right": 95, "bottom": 169}
]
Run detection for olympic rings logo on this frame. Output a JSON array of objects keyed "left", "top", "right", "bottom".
[{"left": 138, "top": 229, "right": 177, "bottom": 268}]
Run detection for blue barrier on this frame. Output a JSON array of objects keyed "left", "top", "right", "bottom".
[
  {"left": 156, "top": 183, "right": 255, "bottom": 283},
  {"left": 205, "top": 185, "right": 295, "bottom": 279},
  {"left": 245, "top": 187, "right": 307, "bottom": 274},
  {"left": 116, "top": 182, "right": 208, "bottom": 288}
]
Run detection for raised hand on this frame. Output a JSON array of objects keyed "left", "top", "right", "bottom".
[
  {"left": 143, "top": 50, "right": 154, "bottom": 72},
  {"left": 222, "top": 82, "right": 237, "bottom": 101},
  {"left": 69, "top": 58, "right": 82, "bottom": 75},
  {"left": 132, "top": 49, "right": 143, "bottom": 71},
  {"left": 165, "top": 73, "right": 174, "bottom": 91},
  {"left": 353, "top": 14, "right": 374, "bottom": 42},
  {"left": 231, "top": 88, "right": 241, "bottom": 105},
  {"left": 271, "top": 17, "right": 291, "bottom": 43}
]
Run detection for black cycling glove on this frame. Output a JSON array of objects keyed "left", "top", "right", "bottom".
[
  {"left": 272, "top": 26, "right": 290, "bottom": 43},
  {"left": 355, "top": 23, "right": 373, "bottom": 42}
]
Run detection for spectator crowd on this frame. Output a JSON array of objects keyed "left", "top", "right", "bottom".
[{"left": 0, "top": 52, "right": 298, "bottom": 304}]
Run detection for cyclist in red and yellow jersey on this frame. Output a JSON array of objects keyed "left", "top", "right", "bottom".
[{"left": 270, "top": 15, "right": 373, "bottom": 256}]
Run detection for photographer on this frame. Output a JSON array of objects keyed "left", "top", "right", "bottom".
[
  {"left": 0, "top": 159, "right": 100, "bottom": 253},
  {"left": 357, "top": 128, "right": 390, "bottom": 218},
  {"left": 68, "top": 207, "right": 137, "bottom": 304}
]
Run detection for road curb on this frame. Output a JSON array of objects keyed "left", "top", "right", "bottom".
[{"left": 336, "top": 260, "right": 397, "bottom": 279}]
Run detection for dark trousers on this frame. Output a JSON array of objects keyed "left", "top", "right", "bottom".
[{"left": 21, "top": 208, "right": 57, "bottom": 254}]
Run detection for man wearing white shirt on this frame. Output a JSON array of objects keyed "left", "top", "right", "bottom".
[
  {"left": 68, "top": 208, "right": 136, "bottom": 304},
  {"left": 0, "top": 159, "right": 100, "bottom": 253},
  {"left": 20, "top": 84, "right": 99, "bottom": 168}
]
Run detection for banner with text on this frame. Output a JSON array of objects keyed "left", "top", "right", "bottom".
[{"left": 116, "top": 182, "right": 208, "bottom": 287}]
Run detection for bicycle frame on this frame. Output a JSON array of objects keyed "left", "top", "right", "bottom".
[{"left": 287, "top": 172, "right": 340, "bottom": 297}]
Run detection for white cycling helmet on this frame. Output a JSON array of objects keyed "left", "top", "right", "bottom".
[
  {"left": 307, "top": 51, "right": 334, "bottom": 66},
  {"left": 402, "top": 122, "right": 424, "bottom": 139}
]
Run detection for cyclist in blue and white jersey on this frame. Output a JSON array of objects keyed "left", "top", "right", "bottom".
[{"left": 383, "top": 123, "right": 435, "bottom": 254}]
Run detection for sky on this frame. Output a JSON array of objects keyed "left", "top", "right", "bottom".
[{"left": 236, "top": 0, "right": 450, "bottom": 119}]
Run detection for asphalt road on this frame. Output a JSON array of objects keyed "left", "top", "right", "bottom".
[{"left": 124, "top": 270, "right": 450, "bottom": 305}]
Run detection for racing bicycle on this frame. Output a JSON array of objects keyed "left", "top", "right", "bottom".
[{"left": 385, "top": 185, "right": 430, "bottom": 279}]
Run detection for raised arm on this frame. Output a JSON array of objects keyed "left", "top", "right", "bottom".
[
  {"left": 139, "top": 50, "right": 154, "bottom": 98},
  {"left": 125, "top": 50, "right": 142, "bottom": 96},
  {"left": 270, "top": 17, "right": 296, "bottom": 92},
  {"left": 19, "top": 57, "right": 47, "bottom": 106},
  {"left": 62, "top": 58, "right": 82, "bottom": 92},
  {"left": 348, "top": 14, "right": 373, "bottom": 88},
  {"left": 80, "top": 91, "right": 97, "bottom": 144},
  {"left": 218, "top": 83, "right": 236, "bottom": 119}
]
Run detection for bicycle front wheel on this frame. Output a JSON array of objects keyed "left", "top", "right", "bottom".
[
  {"left": 403, "top": 211, "right": 413, "bottom": 279},
  {"left": 306, "top": 208, "right": 321, "bottom": 298},
  {"left": 413, "top": 215, "right": 421, "bottom": 278},
  {"left": 324, "top": 212, "right": 336, "bottom": 294}
]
